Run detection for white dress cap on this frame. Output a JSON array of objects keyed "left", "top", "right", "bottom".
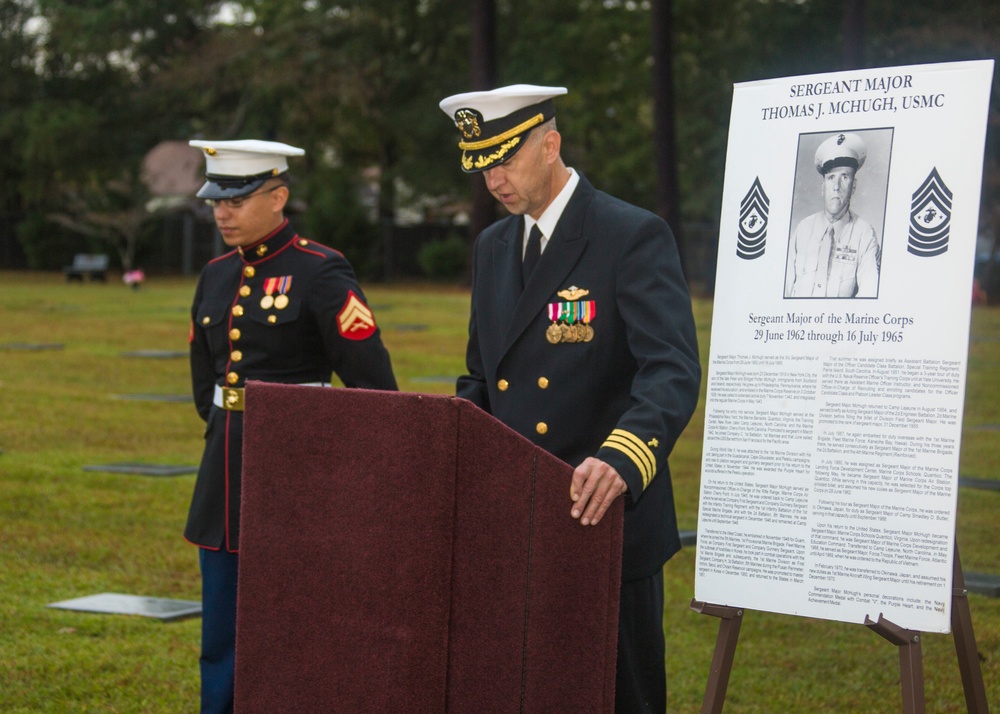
[
  {"left": 189, "top": 139, "right": 305, "bottom": 178},
  {"left": 438, "top": 84, "right": 567, "bottom": 122},
  {"left": 438, "top": 85, "right": 568, "bottom": 172},
  {"left": 814, "top": 133, "right": 867, "bottom": 175}
]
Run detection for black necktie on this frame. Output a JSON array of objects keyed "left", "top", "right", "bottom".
[{"left": 523, "top": 224, "right": 542, "bottom": 283}]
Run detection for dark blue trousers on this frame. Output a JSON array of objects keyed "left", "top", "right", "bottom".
[
  {"left": 199, "top": 548, "right": 239, "bottom": 714},
  {"left": 616, "top": 570, "right": 667, "bottom": 714}
]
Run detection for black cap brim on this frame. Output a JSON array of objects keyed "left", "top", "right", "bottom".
[
  {"left": 819, "top": 157, "right": 860, "bottom": 175},
  {"left": 195, "top": 172, "right": 276, "bottom": 200}
]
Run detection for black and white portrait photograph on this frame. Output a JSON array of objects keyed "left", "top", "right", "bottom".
[{"left": 784, "top": 128, "right": 893, "bottom": 299}]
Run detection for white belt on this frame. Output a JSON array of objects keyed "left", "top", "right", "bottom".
[{"left": 213, "top": 382, "right": 330, "bottom": 411}]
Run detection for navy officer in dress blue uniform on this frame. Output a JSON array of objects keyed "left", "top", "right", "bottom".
[
  {"left": 186, "top": 139, "right": 397, "bottom": 714},
  {"left": 439, "top": 86, "right": 701, "bottom": 713}
]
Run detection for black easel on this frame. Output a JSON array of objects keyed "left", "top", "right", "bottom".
[{"left": 690, "top": 546, "right": 989, "bottom": 713}]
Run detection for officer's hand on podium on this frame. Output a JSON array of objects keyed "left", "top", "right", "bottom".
[{"left": 570, "top": 457, "right": 628, "bottom": 527}]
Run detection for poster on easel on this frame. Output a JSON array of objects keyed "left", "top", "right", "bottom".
[{"left": 694, "top": 59, "right": 995, "bottom": 634}]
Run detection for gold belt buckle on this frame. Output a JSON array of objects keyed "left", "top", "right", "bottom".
[{"left": 223, "top": 387, "right": 245, "bottom": 411}]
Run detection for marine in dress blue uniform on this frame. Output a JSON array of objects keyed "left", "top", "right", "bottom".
[
  {"left": 186, "top": 139, "right": 397, "bottom": 714},
  {"left": 439, "top": 86, "right": 701, "bottom": 713}
]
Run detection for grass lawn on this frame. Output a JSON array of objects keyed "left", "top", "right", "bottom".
[{"left": 0, "top": 270, "right": 997, "bottom": 712}]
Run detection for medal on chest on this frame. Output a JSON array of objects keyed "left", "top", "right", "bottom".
[
  {"left": 260, "top": 276, "right": 293, "bottom": 310},
  {"left": 546, "top": 288, "right": 596, "bottom": 345}
]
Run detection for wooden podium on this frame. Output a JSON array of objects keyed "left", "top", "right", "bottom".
[{"left": 234, "top": 384, "right": 623, "bottom": 713}]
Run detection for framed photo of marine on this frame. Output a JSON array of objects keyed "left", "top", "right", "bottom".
[
  {"left": 695, "top": 59, "right": 994, "bottom": 634},
  {"left": 785, "top": 127, "right": 894, "bottom": 299}
]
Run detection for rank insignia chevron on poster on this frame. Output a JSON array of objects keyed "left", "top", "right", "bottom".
[
  {"left": 737, "top": 177, "right": 769, "bottom": 260},
  {"left": 908, "top": 167, "right": 953, "bottom": 258}
]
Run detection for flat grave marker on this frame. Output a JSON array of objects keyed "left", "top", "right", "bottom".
[
  {"left": 0, "top": 342, "right": 64, "bottom": 351},
  {"left": 121, "top": 350, "right": 187, "bottom": 359},
  {"left": 48, "top": 593, "right": 201, "bottom": 621},
  {"left": 82, "top": 462, "right": 197, "bottom": 476},
  {"left": 113, "top": 393, "right": 193, "bottom": 403},
  {"left": 958, "top": 476, "right": 1000, "bottom": 492}
]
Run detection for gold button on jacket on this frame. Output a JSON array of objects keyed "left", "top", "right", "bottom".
[
  {"left": 453, "top": 175, "right": 702, "bottom": 583},
  {"left": 186, "top": 220, "right": 398, "bottom": 552},
  {"left": 498, "top": 379, "right": 509, "bottom": 391}
]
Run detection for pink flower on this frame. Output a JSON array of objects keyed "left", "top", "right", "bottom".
[{"left": 123, "top": 269, "right": 146, "bottom": 286}]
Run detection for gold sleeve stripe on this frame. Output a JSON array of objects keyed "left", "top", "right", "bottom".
[
  {"left": 602, "top": 429, "right": 657, "bottom": 489},
  {"left": 458, "top": 113, "right": 545, "bottom": 150},
  {"left": 602, "top": 437, "right": 652, "bottom": 489}
]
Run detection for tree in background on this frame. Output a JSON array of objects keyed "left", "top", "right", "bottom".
[
  {"left": 46, "top": 175, "right": 149, "bottom": 272},
  {"left": 0, "top": 0, "right": 44, "bottom": 266},
  {"left": 468, "top": 0, "right": 498, "bottom": 250},
  {"left": 147, "top": 0, "right": 469, "bottom": 277},
  {"left": 651, "top": 0, "right": 684, "bottom": 270},
  {"left": 0, "top": 0, "right": 221, "bottom": 268},
  {"left": 1, "top": 0, "right": 997, "bottom": 290}
]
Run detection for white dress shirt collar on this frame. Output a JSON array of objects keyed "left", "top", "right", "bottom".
[{"left": 523, "top": 167, "right": 579, "bottom": 255}]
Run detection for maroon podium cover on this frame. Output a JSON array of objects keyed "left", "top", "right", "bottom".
[{"left": 235, "top": 383, "right": 623, "bottom": 713}]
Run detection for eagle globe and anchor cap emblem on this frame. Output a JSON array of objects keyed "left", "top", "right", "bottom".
[{"left": 454, "top": 109, "right": 483, "bottom": 140}]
